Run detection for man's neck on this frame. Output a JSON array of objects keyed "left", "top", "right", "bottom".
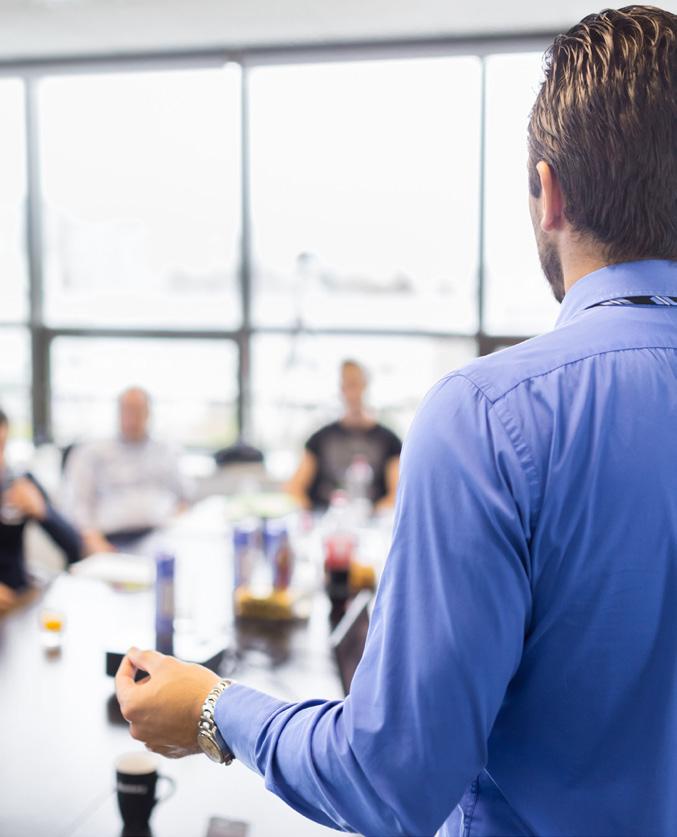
[
  {"left": 561, "top": 238, "right": 608, "bottom": 296},
  {"left": 120, "top": 434, "right": 149, "bottom": 445},
  {"left": 341, "top": 410, "right": 373, "bottom": 430}
]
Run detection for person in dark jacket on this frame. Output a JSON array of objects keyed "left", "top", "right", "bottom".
[{"left": 0, "top": 408, "right": 82, "bottom": 614}]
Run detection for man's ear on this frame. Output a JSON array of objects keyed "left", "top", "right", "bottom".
[{"left": 536, "top": 161, "right": 565, "bottom": 232}]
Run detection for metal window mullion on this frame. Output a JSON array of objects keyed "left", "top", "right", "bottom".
[
  {"left": 238, "top": 63, "right": 253, "bottom": 441},
  {"left": 42, "top": 326, "right": 242, "bottom": 340},
  {"left": 24, "top": 76, "right": 51, "bottom": 443},
  {"left": 476, "top": 55, "right": 487, "bottom": 351}
]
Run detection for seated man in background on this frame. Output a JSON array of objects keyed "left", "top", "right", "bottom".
[
  {"left": 63, "top": 387, "right": 189, "bottom": 554},
  {"left": 0, "top": 408, "right": 82, "bottom": 614},
  {"left": 284, "top": 359, "right": 401, "bottom": 511}
]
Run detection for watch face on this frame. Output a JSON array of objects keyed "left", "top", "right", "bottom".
[{"left": 198, "top": 731, "right": 224, "bottom": 763}]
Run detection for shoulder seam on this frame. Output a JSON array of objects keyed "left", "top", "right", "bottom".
[
  {"left": 469, "top": 344, "right": 677, "bottom": 405},
  {"left": 446, "top": 373, "right": 542, "bottom": 523}
]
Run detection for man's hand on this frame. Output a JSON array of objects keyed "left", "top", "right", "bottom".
[
  {"left": 82, "top": 529, "right": 116, "bottom": 556},
  {"left": 0, "top": 582, "right": 17, "bottom": 615},
  {"left": 115, "top": 647, "right": 220, "bottom": 758},
  {"left": 5, "top": 478, "right": 46, "bottom": 521}
]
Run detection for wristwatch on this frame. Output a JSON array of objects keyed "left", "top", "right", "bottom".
[{"left": 197, "top": 678, "right": 235, "bottom": 765}]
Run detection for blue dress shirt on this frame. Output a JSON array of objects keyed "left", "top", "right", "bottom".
[{"left": 216, "top": 260, "right": 677, "bottom": 836}]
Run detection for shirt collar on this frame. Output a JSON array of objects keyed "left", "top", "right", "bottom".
[
  {"left": 556, "top": 260, "right": 677, "bottom": 327},
  {"left": 118, "top": 434, "right": 150, "bottom": 446}
]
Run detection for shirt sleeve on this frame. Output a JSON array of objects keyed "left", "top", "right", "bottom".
[
  {"left": 383, "top": 425, "right": 402, "bottom": 459},
  {"left": 215, "top": 374, "right": 535, "bottom": 836},
  {"left": 62, "top": 444, "right": 98, "bottom": 530},
  {"left": 305, "top": 427, "right": 324, "bottom": 458},
  {"left": 28, "top": 475, "right": 83, "bottom": 565}
]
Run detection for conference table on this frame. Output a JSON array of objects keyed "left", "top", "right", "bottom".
[{"left": 0, "top": 498, "right": 391, "bottom": 837}]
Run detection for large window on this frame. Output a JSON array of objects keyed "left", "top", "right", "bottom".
[
  {"left": 0, "top": 40, "right": 555, "bottom": 455},
  {"left": 483, "top": 52, "right": 560, "bottom": 336},
  {"left": 51, "top": 337, "right": 238, "bottom": 449},
  {"left": 39, "top": 67, "right": 241, "bottom": 329},
  {"left": 0, "top": 80, "right": 31, "bottom": 444},
  {"left": 249, "top": 57, "right": 481, "bottom": 334},
  {"left": 0, "top": 328, "right": 31, "bottom": 439},
  {"left": 0, "top": 79, "right": 28, "bottom": 323}
]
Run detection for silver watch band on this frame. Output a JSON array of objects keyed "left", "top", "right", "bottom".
[{"left": 198, "top": 678, "right": 234, "bottom": 764}]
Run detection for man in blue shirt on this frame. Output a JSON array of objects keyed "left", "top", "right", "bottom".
[{"left": 116, "top": 6, "right": 677, "bottom": 835}]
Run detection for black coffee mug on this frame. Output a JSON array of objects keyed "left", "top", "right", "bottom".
[{"left": 115, "top": 751, "right": 175, "bottom": 837}]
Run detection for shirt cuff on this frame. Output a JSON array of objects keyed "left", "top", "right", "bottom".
[
  {"left": 214, "top": 682, "right": 287, "bottom": 774},
  {"left": 42, "top": 503, "right": 58, "bottom": 525}
]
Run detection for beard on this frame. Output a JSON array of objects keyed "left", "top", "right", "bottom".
[{"left": 535, "top": 227, "right": 566, "bottom": 303}]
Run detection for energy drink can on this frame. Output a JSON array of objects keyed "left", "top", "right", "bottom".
[
  {"left": 233, "top": 520, "right": 259, "bottom": 590},
  {"left": 264, "top": 519, "right": 293, "bottom": 591},
  {"left": 155, "top": 552, "right": 175, "bottom": 655}
]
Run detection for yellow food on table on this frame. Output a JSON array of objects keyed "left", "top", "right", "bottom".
[
  {"left": 349, "top": 562, "right": 376, "bottom": 592},
  {"left": 235, "top": 587, "right": 295, "bottom": 621}
]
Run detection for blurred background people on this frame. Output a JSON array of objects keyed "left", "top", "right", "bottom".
[
  {"left": 63, "top": 387, "right": 189, "bottom": 554},
  {"left": 285, "top": 359, "right": 401, "bottom": 511},
  {"left": 0, "top": 408, "right": 82, "bottom": 613}
]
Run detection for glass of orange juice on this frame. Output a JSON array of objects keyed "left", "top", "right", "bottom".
[{"left": 40, "top": 608, "right": 65, "bottom": 652}]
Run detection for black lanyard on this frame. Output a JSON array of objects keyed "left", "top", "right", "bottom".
[{"left": 588, "top": 295, "right": 677, "bottom": 309}]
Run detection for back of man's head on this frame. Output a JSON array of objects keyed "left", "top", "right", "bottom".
[{"left": 528, "top": 5, "right": 676, "bottom": 264}]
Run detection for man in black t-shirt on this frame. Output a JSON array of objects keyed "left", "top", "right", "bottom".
[{"left": 284, "top": 360, "right": 402, "bottom": 510}]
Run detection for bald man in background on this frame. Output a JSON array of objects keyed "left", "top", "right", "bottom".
[{"left": 64, "top": 387, "right": 189, "bottom": 554}]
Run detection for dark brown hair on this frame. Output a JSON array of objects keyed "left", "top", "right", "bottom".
[{"left": 528, "top": 5, "right": 677, "bottom": 263}]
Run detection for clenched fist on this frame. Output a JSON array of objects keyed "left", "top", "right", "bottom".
[{"left": 115, "top": 647, "right": 220, "bottom": 758}]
